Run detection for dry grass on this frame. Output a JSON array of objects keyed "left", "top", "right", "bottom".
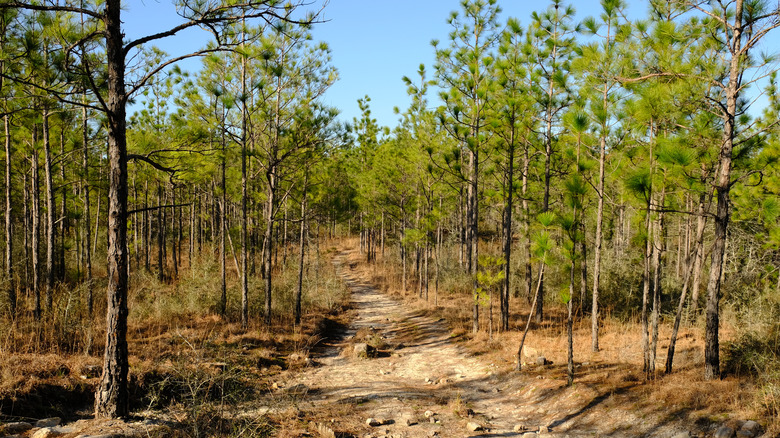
[{"left": 0, "top": 241, "right": 351, "bottom": 436}]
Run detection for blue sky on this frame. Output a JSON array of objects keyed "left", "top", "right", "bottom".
[
  {"left": 308, "top": 0, "right": 638, "bottom": 128},
  {"left": 122, "top": 1, "right": 774, "bottom": 128}
]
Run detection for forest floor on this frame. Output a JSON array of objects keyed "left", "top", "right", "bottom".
[
  {"left": 265, "top": 247, "right": 762, "bottom": 437},
  {"left": 0, "top": 244, "right": 772, "bottom": 437}
]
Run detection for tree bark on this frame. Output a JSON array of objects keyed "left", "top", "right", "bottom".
[
  {"left": 58, "top": 131, "right": 67, "bottom": 282},
  {"left": 4, "top": 112, "right": 13, "bottom": 315},
  {"left": 264, "top": 170, "right": 276, "bottom": 326},
  {"left": 641, "top": 190, "right": 653, "bottom": 374},
  {"left": 0, "top": 5, "right": 12, "bottom": 316},
  {"left": 592, "top": 132, "right": 606, "bottom": 352},
  {"left": 157, "top": 183, "right": 164, "bottom": 282},
  {"left": 171, "top": 186, "right": 178, "bottom": 278},
  {"left": 240, "top": 45, "right": 249, "bottom": 330},
  {"left": 501, "top": 130, "right": 515, "bottom": 332},
  {"left": 649, "top": 183, "right": 666, "bottom": 378},
  {"left": 704, "top": 0, "right": 744, "bottom": 380},
  {"left": 469, "top": 146, "right": 479, "bottom": 333},
  {"left": 219, "top": 135, "right": 227, "bottom": 318},
  {"left": 567, "top": 226, "right": 576, "bottom": 386},
  {"left": 95, "top": 0, "right": 129, "bottom": 418},
  {"left": 83, "top": 100, "right": 93, "bottom": 313},
  {"left": 523, "top": 144, "right": 532, "bottom": 303},
  {"left": 295, "top": 171, "right": 308, "bottom": 326},
  {"left": 32, "top": 146, "right": 41, "bottom": 320}
]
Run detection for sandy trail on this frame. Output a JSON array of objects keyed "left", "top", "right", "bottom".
[
  {"left": 271, "top": 249, "right": 689, "bottom": 437},
  {"left": 274, "top": 250, "right": 560, "bottom": 437}
]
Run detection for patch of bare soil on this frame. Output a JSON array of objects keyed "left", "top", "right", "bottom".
[{"left": 266, "top": 249, "right": 703, "bottom": 438}]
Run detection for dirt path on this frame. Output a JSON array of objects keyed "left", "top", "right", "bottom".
[
  {"left": 270, "top": 250, "right": 692, "bottom": 438},
  {"left": 270, "top": 250, "right": 547, "bottom": 437}
]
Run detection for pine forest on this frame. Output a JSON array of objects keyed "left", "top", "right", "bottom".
[{"left": 0, "top": 0, "right": 779, "bottom": 436}]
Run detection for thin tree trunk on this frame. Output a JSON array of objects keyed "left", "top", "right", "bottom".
[
  {"left": 157, "top": 184, "right": 164, "bottom": 283},
  {"left": 189, "top": 193, "right": 194, "bottom": 268},
  {"left": 32, "top": 147, "right": 41, "bottom": 320},
  {"left": 517, "top": 264, "right": 544, "bottom": 371},
  {"left": 295, "top": 171, "right": 308, "bottom": 326},
  {"left": 264, "top": 180, "right": 276, "bottom": 326},
  {"left": 665, "top": 192, "right": 708, "bottom": 373},
  {"left": 579, "top": 226, "right": 587, "bottom": 313},
  {"left": 537, "top": 89, "right": 555, "bottom": 325},
  {"left": 23, "top": 172, "right": 30, "bottom": 304},
  {"left": 649, "top": 183, "right": 666, "bottom": 378},
  {"left": 523, "top": 144, "right": 532, "bottom": 303},
  {"left": 641, "top": 191, "right": 653, "bottom": 374},
  {"left": 567, "top": 228, "right": 576, "bottom": 386},
  {"left": 43, "top": 106, "right": 55, "bottom": 311},
  {"left": 592, "top": 132, "right": 606, "bottom": 352},
  {"left": 381, "top": 211, "right": 385, "bottom": 258},
  {"left": 92, "top": 168, "right": 101, "bottom": 265},
  {"left": 470, "top": 146, "right": 479, "bottom": 333},
  {"left": 132, "top": 174, "right": 138, "bottom": 274},
  {"left": 689, "top": 202, "right": 707, "bottom": 316},
  {"left": 0, "top": 13, "right": 12, "bottom": 316},
  {"left": 240, "top": 43, "right": 249, "bottom": 330},
  {"left": 501, "top": 133, "right": 514, "bottom": 332},
  {"left": 143, "top": 180, "right": 148, "bottom": 273},
  {"left": 4, "top": 113, "right": 14, "bottom": 315},
  {"left": 435, "top": 197, "right": 442, "bottom": 307},
  {"left": 171, "top": 186, "right": 178, "bottom": 278},
  {"left": 59, "top": 131, "right": 67, "bottom": 282},
  {"left": 219, "top": 143, "right": 227, "bottom": 317}
]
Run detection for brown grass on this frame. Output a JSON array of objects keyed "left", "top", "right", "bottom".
[{"left": 0, "top": 241, "right": 351, "bottom": 436}]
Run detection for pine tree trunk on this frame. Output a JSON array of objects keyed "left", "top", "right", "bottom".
[
  {"left": 4, "top": 112, "right": 14, "bottom": 315},
  {"left": 567, "top": 236, "right": 576, "bottom": 386},
  {"left": 295, "top": 172, "right": 308, "bottom": 325},
  {"left": 32, "top": 147, "right": 41, "bottom": 320},
  {"left": 132, "top": 175, "right": 138, "bottom": 274},
  {"left": 517, "top": 264, "right": 544, "bottom": 371},
  {"left": 536, "top": 97, "right": 554, "bottom": 324},
  {"left": 592, "top": 133, "right": 606, "bottom": 352},
  {"left": 189, "top": 192, "right": 194, "bottom": 269},
  {"left": 641, "top": 193, "right": 653, "bottom": 373},
  {"left": 501, "top": 134, "right": 514, "bottom": 332},
  {"left": 401, "top": 207, "right": 407, "bottom": 293},
  {"left": 649, "top": 183, "right": 666, "bottom": 378},
  {"left": 157, "top": 184, "right": 164, "bottom": 283},
  {"left": 58, "top": 131, "right": 67, "bottom": 282},
  {"left": 523, "top": 145, "right": 532, "bottom": 303},
  {"left": 579, "top": 227, "right": 587, "bottom": 313},
  {"left": 240, "top": 53, "right": 249, "bottom": 329},
  {"left": 143, "top": 181, "right": 149, "bottom": 273},
  {"left": 264, "top": 171, "right": 276, "bottom": 326},
  {"left": 92, "top": 169, "right": 101, "bottom": 266},
  {"left": 381, "top": 211, "right": 385, "bottom": 258},
  {"left": 666, "top": 192, "right": 708, "bottom": 373},
  {"left": 470, "top": 146, "right": 479, "bottom": 333},
  {"left": 43, "top": 106, "right": 56, "bottom": 311},
  {"left": 23, "top": 172, "right": 30, "bottom": 303},
  {"left": 95, "top": 0, "right": 130, "bottom": 417},
  {"left": 171, "top": 186, "right": 178, "bottom": 278},
  {"left": 704, "top": 0, "right": 744, "bottom": 380},
  {"left": 220, "top": 145, "right": 227, "bottom": 318}
]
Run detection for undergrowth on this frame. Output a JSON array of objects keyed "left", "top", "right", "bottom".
[{"left": 0, "top": 241, "right": 350, "bottom": 437}]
